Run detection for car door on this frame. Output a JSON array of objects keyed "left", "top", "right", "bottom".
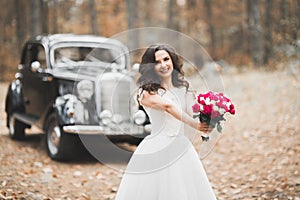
[{"left": 21, "top": 43, "right": 55, "bottom": 118}]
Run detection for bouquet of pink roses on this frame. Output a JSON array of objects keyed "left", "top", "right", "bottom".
[{"left": 192, "top": 91, "right": 235, "bottom": 141}]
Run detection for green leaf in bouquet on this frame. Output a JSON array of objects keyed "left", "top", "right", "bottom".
[
  {"left": 200, "top": 113, "right": 211, "bottom": 123},
  {"left": 193, "top": 114, "right": 199, "bottom": 119},
  {"left": 210, "top": 119, "right": 218, "bottom": 128},
  {"left": 220, "top": 115, "right": 226, "bottom": 121},
  {"left": 217, "top": 123, "right": 222, "bottom": 133}
]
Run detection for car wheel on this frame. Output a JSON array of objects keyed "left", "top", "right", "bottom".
[
  {"left": 45, "top": 113, "right": 74, "bottom": 161},
  {"left": 8, "top": 114, "right": 26, "bottom": 140}
]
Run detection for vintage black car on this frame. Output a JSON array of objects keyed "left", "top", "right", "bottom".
[{"left": 5, "top": 34, "right": 150, "bottom": 160}]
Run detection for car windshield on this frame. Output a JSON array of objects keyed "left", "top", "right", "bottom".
[{"left": 52, "top": 45, "right": 124, "bottom": 68}]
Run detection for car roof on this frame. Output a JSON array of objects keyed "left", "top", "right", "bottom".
[{"left": 30, "top": 34, "right": 127, "bottom": 50}]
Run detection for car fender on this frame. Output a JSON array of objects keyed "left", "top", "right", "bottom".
[
  {"left": 5, "top": 79, "right": 25, "bottom": 127},
  {"left": 41, "top": 99, "right": 68, "bottom": 131},
  {"left": 5, "top": 79, "right": 25, "bottom": 113}
]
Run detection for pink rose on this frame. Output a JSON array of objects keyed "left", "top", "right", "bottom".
[
  {"left": 203, "top": 92, "right": 211, "bottom": 99},
  {"left": 210, "top": 93, "right": 218, "bottom": 101},
  {"left": 230, "top": 109, "right": 235, "bottom": 115},
  {"left": 203, "top": 104, "right": 213, "bottom": 114},
  {"left": 192, "top": 103, "right": 201, "bottom": 113},
  {"left": 199, "top": 100, "right": 206, "bottom": 106},
  {"left": 216, "top": 101, "right": 227, "bottom": 110},
  {"left": 197, "top": 94, "right": 202, "bottom": 102},
  {"left": 221, "top": 95, "right": 230, "bottom": 103}
]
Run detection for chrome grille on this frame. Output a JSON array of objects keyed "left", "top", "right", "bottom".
[{"left": 96, "top": 72, "right": 133, "bottom": 121}]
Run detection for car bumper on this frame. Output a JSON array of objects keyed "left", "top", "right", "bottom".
[{"left": 62, "top": 124, "right": 151, "bottom": 135}]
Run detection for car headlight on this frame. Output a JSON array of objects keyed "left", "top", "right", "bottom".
[
  {"left": 99, "top": 110, "right": 112, "bottom": 125},
  {"left": 133, "top": 110, "right": 146, "bottom": 125},
  {"left": 77, "top": 80, "right": 94, "bottom": 102},
  {"left": 144, "top": 124, "right": 152, "bottom": 133}
]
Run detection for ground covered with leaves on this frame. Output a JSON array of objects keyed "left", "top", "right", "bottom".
[{"left": 0, "top": 69, "right": 299, "bottom": 200}]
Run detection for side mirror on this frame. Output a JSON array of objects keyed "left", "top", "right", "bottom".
[
  {"left": 31, "top": 61, "right": 41, "bottom": 72},
  {"left": 18, "top": 64, "right": 24, "bottom": 70}
]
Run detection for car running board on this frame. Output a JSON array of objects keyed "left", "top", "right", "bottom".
[{"left": 14, "top": 113, "right": 38, "bottom": 125}]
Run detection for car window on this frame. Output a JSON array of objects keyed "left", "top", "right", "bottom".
[
  {"left": 37, "top": 45, "right": 47, "bottom": 69},
  {"left": 23, "top": 44, "right": 33, "bottom": 68},
  {"left": 54, "top": 46, "right": 121, "bottom": 66},
  {"left": 23, "top": 43, "right": 47, "bottom": 70}
]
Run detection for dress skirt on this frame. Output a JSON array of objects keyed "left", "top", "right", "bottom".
[{"left": 115, "top": 134, "right": 217, "bottom": 200}]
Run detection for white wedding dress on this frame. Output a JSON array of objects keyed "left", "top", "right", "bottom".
[{"left": 115, "top": 87, "right": 216, "bottom": 200}]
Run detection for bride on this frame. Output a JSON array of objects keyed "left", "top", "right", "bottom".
[{"left": 115, "top": 44, "right": 217, "bottom": 200}]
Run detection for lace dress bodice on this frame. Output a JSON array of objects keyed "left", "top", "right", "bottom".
[{"left": 139, "top": 87, "right": 187, "bottom": 137}]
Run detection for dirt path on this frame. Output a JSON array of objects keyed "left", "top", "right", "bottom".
[{"left": 0, "top": 69, "right": 299, "bottom": 200}]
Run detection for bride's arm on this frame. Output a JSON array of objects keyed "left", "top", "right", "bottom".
[
  {"left": 141, "top": 91, "right": 210, "bottom": 132},
  {"left": 185, "top": 90, "right": 196, "bottom": 116}
]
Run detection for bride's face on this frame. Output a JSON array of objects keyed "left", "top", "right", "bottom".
[{"left": 154, "top": 50, "right": 173, "bottom": 80}]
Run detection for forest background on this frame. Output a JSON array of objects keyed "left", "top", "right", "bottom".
[
  {"left": 0, "top": 0, "right": 299, "bottom": 82},
  {"left": 0, "top": 1, "right": 299, "bottom": 199}
]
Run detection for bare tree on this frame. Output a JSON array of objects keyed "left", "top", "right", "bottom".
[
  {"left": 186, "top": 0, "right": 197, "bottom": 34},
  {"left": 40, "top": 0, "right": 49, "bottom": 34},
  {"left": 204, "top": 0, "right": 216, "bottom": 57},
  {"left": 264, "top": 0, "right": 273, "bottom": 64},
  {"left": 89, "top": 0, "right": 99, "bottom": 35},
  {"left": 280, "top": 0, "right": 288, "bottom": 39},
  {"left": 14, "top": 0, "right": 27, "bottom": 52},
  {"left": 280, "top": 0, "right": 287, "bottom": 23},
  {"left": 246, "top": 0, "right": 263, "bottom": 65},
  {"left": 292, "top": 0, "right": 300, "bottom": 41},
  {"left": 52, "top": 0, "right": 58, "bottom": 33},
  {"left": 142, "top": 0, "right": 153, "bottom": 26},
  {"left": 126, "top": 0, "right": 139, "bottom": 50},
  {"left": 30, "top": 0, "right": 40, "bottom": 36},
  {"left": 168, "top": 0, "right": 175, "bottom": 29}
]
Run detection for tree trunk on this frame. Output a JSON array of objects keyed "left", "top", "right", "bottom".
[
  {"left": 30, "top": 0, "right": 40, "bottom": 36},
  {"left": 293, "top": 0, "right": 300, "bottom": 40},
  {"left": 280, "top": 0, "right": 287, "bottom": 20},
  {"left": 263, "top": 0, "right": 273, "bottom": 64},
  {"left": 280, "top": 0, "right": 287, "bottom": 38},
  {"left": 246, "top": 0, "right": 263, "bottom": 65},
  {"left": 52, "top": 0, "right": 58, "bottom": 33},
  {"left": 168, "top": 0, "right": 175, "bottom": 29},
  {"left": 186, "top": 0, "right": 197, "bottom": 31},
  {"left": 89, "top": 0, "right": 99, "bottom": 35},
  {"left": 142, "top": 0, "right": 154, "bottom": 26},
  {"left": 126, "top": 0, "right": 139, "bottom": 51},
  {"left": 40, "top": 0, "right": 49, "bottom": 34},
  {"left": 14, "top": 0, "right": 26, "bottom": 52},
  {"left": 204, "top": 0, "right": 216, "bottom": 58}
]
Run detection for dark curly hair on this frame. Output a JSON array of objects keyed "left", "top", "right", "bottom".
[{"left": 137, "top": 44, "right": 189, "bottom": 94}]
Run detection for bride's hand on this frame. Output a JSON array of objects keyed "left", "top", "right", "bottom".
[{"left": 198, "top": 122, "right": 213, "bottom": 133}]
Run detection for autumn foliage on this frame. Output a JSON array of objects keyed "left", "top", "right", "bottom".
[{"left": 0, "top": 0, "right": 299, "bottom": 81}]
